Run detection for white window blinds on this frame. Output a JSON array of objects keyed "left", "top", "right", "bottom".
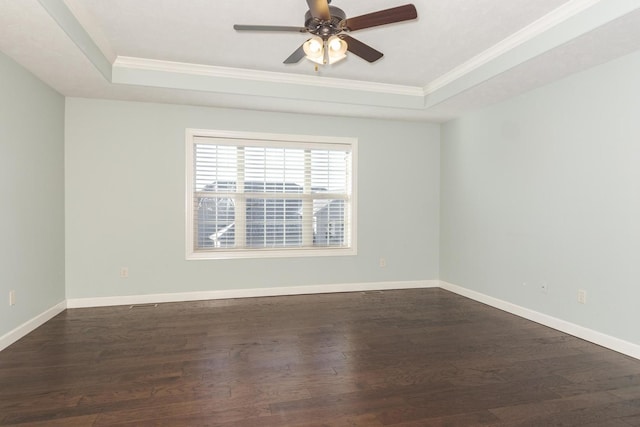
[{"left": 186, "top": 130, "right": 356, "bottom": 259}]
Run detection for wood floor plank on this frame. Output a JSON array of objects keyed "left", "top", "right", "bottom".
[
  {"left": 489, "top": 390, "right": 622, "bottom": 424},
  {"left": 2, "top": 414, "right": 99, "bottom": 427},
  {"left": 1, "top": 289, "right": 639, "bottom": 426},
  {"left": 387, "top": 410, "right": 500, "bottom": 427}
]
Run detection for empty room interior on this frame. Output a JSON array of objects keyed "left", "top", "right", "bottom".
[{"left": 2, "top": 1, "right": 640, "bottom": 425}]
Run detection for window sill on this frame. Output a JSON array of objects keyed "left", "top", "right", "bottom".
[{"left": 186, "top": 246, "right": 357, "bottom": 260}]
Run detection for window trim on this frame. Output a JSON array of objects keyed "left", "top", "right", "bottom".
[{"left": 185, "top": 128, "right": 358, "bottom": 260}]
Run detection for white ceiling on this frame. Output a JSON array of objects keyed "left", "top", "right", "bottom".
[{"left": 1, "top": 0, "right": 639, "bottom": 122}]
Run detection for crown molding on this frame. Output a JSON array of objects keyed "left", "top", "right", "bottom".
[
  {"left": 113, "top": 56, "right": 425, "bottom": 97},
  {"left": 424, "top": 0, "right": 602, "bottom": 96},
  {"left": 116, "top": 0, "right": 616, "bottom": 103},
  {"left": 112, "top": 56, "right": 426, "bottom": 109},
  {"left": 422, "top": 0, "right": 640, "bottom": 108},
  {"left": 36, "top": 0, "right": 640, "bottom": 115}
]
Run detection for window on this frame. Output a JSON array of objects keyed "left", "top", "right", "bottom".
[{"left": 186, "top": 129, "right": 357, "bottom": 259}]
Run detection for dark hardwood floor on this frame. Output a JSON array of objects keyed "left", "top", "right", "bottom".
[{"left": 1, "top": 288, "right": 640, "bottom": 426}]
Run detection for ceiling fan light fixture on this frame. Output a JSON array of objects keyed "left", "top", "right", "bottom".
[
  {"left": 327, "top": 35, "right": 347, "bottom": 64},
  {"left": 303, "top": 36, "right": 325, "bottom": 64}
]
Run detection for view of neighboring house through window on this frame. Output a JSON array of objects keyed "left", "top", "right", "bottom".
[{"left": 186, "top": 129, "right": 357, "bottom": 259}]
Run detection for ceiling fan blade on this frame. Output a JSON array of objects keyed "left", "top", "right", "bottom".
[
  {"left": 306, "top": 0, "right": 331, "bottom": 20},
  {"left": 339, "top": 35, "right": 383, "bottom": 63},
  {"left": 234, "top": 24, "right": 308, "bottom": 33},
  {"left": 284, "top": 44, "right": 306, "bottom": 64},
  {"left": 343, "top": 4, "right": 417, "bottom": 32}
]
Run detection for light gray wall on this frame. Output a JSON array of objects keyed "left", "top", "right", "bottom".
[
  {"left": 0, "top": 52, "right": 65, "bottom": 337},
  {"left": 65, "top": 98, "right": 440, "bottom": 298},
  {"left": 441, "top": 49, "right": 640, "bottom": 345}
]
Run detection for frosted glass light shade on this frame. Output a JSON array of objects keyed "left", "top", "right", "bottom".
[
  {"left": 327, "top": 36, "right": 347, "bottom": 64},
  {"left": 303, "top": 36, "right": 325, "bottom": 65}
]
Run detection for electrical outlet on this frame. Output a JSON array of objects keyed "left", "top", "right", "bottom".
[
  {"left": 9, "top": 290, "right": 16, "bottom": 306},
  {"left": 540, "top": 282, "right": 548, "bottom": 294},
  {"left": 578, "top": 289, "right": 587, "bottom": 304},
  {"left": 120, "top": 267, "right": 129, "bottom": 278},
  {"left": 379, "top": 258, "right": 387, "bottom": 268}
]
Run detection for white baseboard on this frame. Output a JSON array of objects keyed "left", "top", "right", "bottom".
[
  {"left": 66, "top": 280, "right": 439, "bottom": 308},
  {"left": 0, "top": 300, "right": 67, "bottom": 352},
  {"left": 439, "top": 281, "right": 640, "bottom": 361},
  {"left": 5, "top": 281, "right": 639, "bottom": 362}
]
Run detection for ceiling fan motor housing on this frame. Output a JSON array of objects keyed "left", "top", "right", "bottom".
[{"left": 305, "top": 6, "right": 346, "bottom": 39}]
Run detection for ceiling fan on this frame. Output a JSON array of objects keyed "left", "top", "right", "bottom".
[{"left": 233, "top": 0, "right": 418, "bottom": 66}]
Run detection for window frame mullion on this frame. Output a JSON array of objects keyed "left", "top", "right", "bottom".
[
  {"left": 234, "top": 146, "right": 246, "bottom": 248},
  {"left": 302, "top": 149, "right": 313, "bottom": 247}
]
